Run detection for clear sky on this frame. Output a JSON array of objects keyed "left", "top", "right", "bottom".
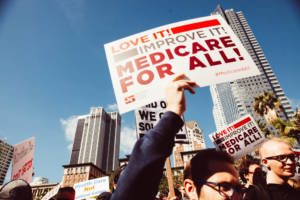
[{"left": 0, "top": 0, "right": 300, "bottom": 183}]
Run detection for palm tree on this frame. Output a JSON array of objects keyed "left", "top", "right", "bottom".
[
  {"left": 253, "top": 91, "right": 281, "bottom": 125},
  {"left": 272, "top": 118, "right": 298, "bottom": 147},
  {"left": 256, "top": 119, "right": 273, "bottom": 138},
  {"left": 253, "top": 92, "right": 300, "bottom": 146}
]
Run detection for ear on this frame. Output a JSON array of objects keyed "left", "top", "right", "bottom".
[
  {"left": 261, "top": 159, "right": 271, "bottom": 170},
  {"left": 184, "top": 179, "right": 199, "bottom": 200}
]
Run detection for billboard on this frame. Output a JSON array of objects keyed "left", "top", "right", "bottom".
[{"left": 104, "top": 15, "right": 260, "bottom": 114}]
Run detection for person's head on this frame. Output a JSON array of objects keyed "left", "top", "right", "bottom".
[
  {"left": 97, "top": 191, "right": 112, "bottom": 200},
  {"left": 238, "top": 155, "right": 264, "bottom": 186},
  {"left": 113, "top": 164, "right": 127, "bottom": 189},
  {"left": 259, "top": 137, "right": 297, "bottom": 182},
  {"left": 0, "top": 179, "right": 33, "bottom": 200},
  {"left": 57, "top": 186, "right": 75, "bottom": 200},
  {"left": 183, "top": 148, "right": 243, "bottom": 200}
]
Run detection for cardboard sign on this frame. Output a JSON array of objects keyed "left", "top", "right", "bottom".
[
  {"left": 41, "top": 184, "right": 60, "bottom": 200},
  {"left": 209, "top": 115, "right": 266, "bottom": 160},
  {"left": 104, "top": 15, "right": 260, "bottom": 114},
  {"left": 134, "top": 100, "right": 187, "bottom": 142},
  {"left": 293, "top": 149, "right": 300, "bottom": 180},
  {"left": 11, "top": 137, "right": 35, "bottom": 183},
  {"left": 74, "top": 176, "right": 109, "bottom": 200}
]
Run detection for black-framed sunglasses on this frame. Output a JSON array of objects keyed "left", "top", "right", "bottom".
[
  {"left": 201, "top": 181, "right": 245, "bottom": 198},
  {"left": 265, "top": 154, "right": 299, "bottom": 162}
]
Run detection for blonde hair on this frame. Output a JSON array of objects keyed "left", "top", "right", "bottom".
[{"left": 258, "top": 137, "right": 291, "bottom": 158}]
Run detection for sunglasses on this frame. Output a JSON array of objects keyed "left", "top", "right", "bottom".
[
  {"left": 265, "top": 154, "right": 299, "bottom": 162},
  {"left": 201, "top": 181, "right": 245, "bottom": 199}
]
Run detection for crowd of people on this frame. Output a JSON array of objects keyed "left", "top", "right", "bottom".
[{"left": 1, "top": 74, "right": 299, "bottom": 200}]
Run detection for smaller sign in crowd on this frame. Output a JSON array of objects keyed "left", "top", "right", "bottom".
[
  {"left": 11, "top": 137, "right": 35, "bottom": 183},
  {"left": 135, "top": 100, "right": 187, "bottom": 142},
  {"left": 209, "top": 115, "right": 266, "bottom": 160},
  {"left": 73, "top": 176, "right": 109, "bottom": 200}
]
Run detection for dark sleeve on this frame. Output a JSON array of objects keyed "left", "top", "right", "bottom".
[
  {"left": 110, "top": 111, "right": 184, "bottom": 200},
  {"left": 243, "top": 186, "right": 257, "bottom": 200}
]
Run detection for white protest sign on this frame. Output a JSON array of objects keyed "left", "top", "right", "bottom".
[
  {"left": 11, "top": 137, "right": 35, "bottom": 183},
  {"left": 104, "top": 15, "right": 260, "bottom": 114},
  {"left": 293, "top": 149, "right": 300, "bottom": 180},
  {"left": 134, "top": 100, "right": 187, "bottom": 142},
  {"left": 41, "top": 184, "right": 60, "bottom": 200},
  {"left": 209, "top": 115, "right": 266, "bottom": 160},
  {"left": 74, "top": 176, "right": 109, "bottom": 200}
]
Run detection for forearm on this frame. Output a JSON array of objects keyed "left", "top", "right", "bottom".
[{"left": 111, "top": 111, "right": 184, "bottom": 200}]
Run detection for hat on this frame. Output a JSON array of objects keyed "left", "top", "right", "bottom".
[{"left": 0, "top": 179, "right": 32, "bottom": 200}]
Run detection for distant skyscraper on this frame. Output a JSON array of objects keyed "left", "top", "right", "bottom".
[
  {"left": 69, "top": 107, "right": 121, "bottom": 172},
  {"left": 0, "top": 140, "right": 14, "bottom": 185},
  {"left": 210, "top": 5, "right": 294, "bottom": 130},
  {"left": 173, "top": 121, "right": 206, "bottom": 167}
]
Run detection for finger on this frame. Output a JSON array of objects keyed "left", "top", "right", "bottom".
[
  {"left": 176, "top": 81, "right": 196, "bottom": 94},
  {"left": 183, "top": 84, "right": 196, "bottom": 94},
  {"left": 172, "top": 74, "right": 185, "bottom": 82}
]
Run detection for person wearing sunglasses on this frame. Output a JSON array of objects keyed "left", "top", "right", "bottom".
[
  {"left": 183, "top": 149, "right": 244, "bottom": 200},
  {"left": 258, "top": 137, "right": 300, "bottom": 200}
]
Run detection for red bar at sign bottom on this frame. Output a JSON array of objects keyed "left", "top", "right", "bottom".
[
  {"left": 171, "top": 19, "right": 221, "bottom": 34},
  {"left": 233, "top": 117, "right": 251, "bottom": 129}
]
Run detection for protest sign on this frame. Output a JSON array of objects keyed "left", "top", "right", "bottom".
[
  {"left": 11, "top": 137, "right": 35, "bottom": 183},
  {"left": 41, "top": 184, "right": 60, "bottom": 200},
  {"left": 104, "top": 15, "right": 260, "bottom": 114},
  {"left": 74, "top": 176, "right": 109, "bottom": 200},
  {"left": 209, "top": 115, "right": 266, "bottom": 160},
  {"left": 293, "top": 149, "right": 300, "bottom": 180},
  {"left": 134, "top": 100, "right": 187, "bottom": 142}
]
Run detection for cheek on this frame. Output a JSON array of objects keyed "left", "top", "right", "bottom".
[
  {"left": 270, "top": 162, "right": 283, "bottom": 171},
  {"left": 200, "top": 186, "right": 222, "bottom": 200}
]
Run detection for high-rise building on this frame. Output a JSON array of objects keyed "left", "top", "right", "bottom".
[
  {"left": 210, "top": 5, "right": 294, "bottom": 130},
  {"left": 0, "top": 140, "right": 14, "bottom": 185},
  {"left": 69, "top": 107, "right": 121, "bottom": 172},
  {"left": 173, "top": 121, "right": 206, "bottom": 167}
]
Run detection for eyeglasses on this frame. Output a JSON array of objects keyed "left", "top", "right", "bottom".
[
  {"left": 265, "top": 154, "right": 299, "bottom": 162},
  {"left": 202, "top": 181, "right": 245, "bottom": 198}
]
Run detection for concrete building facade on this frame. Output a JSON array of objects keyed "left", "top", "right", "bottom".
[
  {"left": 173, "top": 121, "right": 206, "bottom": 167},
  {"left": 210, "top": 5, "right": 294, "bottom": 130},
  {"left": 62, "top": 163, "right": 106, "bottom": 187},
  {"left": 0, "top": 140, "right": 14, "bottom": 185},
  {"left": 69, "top": 107, "right": 121, "bottom": 172}
]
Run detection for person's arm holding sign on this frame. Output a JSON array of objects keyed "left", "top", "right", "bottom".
[{"left": 110, "top": 74, "right": 196, "bottom": 200}]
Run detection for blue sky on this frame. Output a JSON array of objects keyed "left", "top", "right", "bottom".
[{"left": 0, "top": 0, "right": 300, "bottom": 183}]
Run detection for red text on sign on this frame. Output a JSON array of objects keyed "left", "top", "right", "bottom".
[{"left": 111, "top": 35, "right": 150, "bottom": 54}]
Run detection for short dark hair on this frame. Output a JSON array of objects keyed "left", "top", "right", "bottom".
[
  {"left": 184, "top": 148, "right": 234, "bottom": 193},
  {"left": 113, "top": 164, "right": 127, "bottom": 184},
  {"left": 58, "top": 186, "right": 75, "bottom": 194},
  {"left": 238, "top": 155, "right": 260, "bottom": 183}
]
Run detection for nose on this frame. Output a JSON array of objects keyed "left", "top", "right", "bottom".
[{"left": 286, "top": 157, "right": 295, "bottom": 164}]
